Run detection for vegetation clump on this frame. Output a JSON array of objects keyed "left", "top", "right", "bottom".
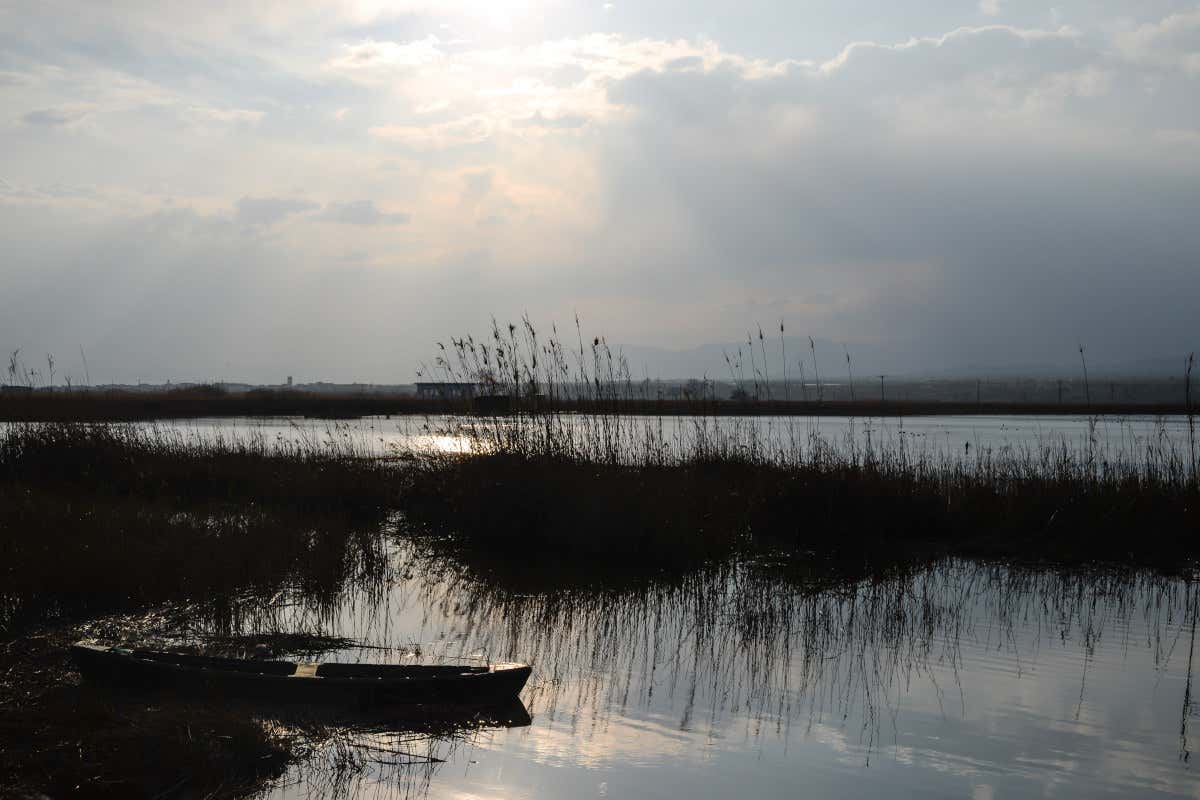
[{"left": 402, "top": 320, "right": 1200, "bottom": 582}]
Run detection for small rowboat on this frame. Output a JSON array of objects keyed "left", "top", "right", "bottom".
[{"left": 71, "top": 642, "right": 532, "bottom": 706}]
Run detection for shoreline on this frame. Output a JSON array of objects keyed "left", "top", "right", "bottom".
[{"left": 1, "top": 390, "right": 1194, "bottom": 422}]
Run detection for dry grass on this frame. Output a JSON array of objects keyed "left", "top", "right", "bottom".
[
  {"left": 0, "top": 422, "right": 399, "bottom": 637},
  {"left": 401, "top": 319, "right": 1199, "bottom": 582}
]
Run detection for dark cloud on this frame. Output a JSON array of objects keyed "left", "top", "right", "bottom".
[{"left": 591, "top": 25, "right": 1200, "bottom": 368}]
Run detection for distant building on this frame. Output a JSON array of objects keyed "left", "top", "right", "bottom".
[
  {"left": 415, "top": 382, "right": 482, "bottom": 400},
  {"left": 287, "top": 376, "right": 293, "bottom": 387}
]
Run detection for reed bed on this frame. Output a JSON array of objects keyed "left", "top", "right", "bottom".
[
  {"left": 0, "top": 384, "right": 450, "bottom": 422},
  {"left": 0, "top": 421, "right": 401, "bottom": 637},
  {"left": 0, "top": 422, "right": 408, "bottom": 799},
  {"left": 402, "top": 320, "right": 1199, "bottom": 579}
]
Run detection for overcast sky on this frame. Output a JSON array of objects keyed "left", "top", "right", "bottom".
[{"left": 2, "top": 1, "right": 1198, "bottom": 383}]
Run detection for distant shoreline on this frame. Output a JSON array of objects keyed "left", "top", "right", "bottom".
[{"left": 1, "top": 388, "right": 1193, "bottom": 422}]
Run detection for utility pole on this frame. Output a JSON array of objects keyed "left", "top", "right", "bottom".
[{"left": 879, "top": 375, "right": 886, "bottom": 402}]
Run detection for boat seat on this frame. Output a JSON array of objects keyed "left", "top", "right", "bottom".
[
  {"left": 315, "top": 663, "right": 489, "bottom": 679},
  {"left": 130, "top": 649, "right": 299, "bottom": 675}
]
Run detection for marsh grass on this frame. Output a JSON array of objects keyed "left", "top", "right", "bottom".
[
  {"left": 403, "top": 319, "right": 1200, "bottom": 580},
  {"left": 0, "top": 383, "right": 449, "bottom": 422},
  {"left": 0, "top": 419, "right": 408, "bottom": 799},
  {"left": 0, "top": 421, "right": 401, "bottom": 637}
]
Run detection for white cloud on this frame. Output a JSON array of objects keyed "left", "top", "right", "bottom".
[
  {"left": 356, "top": 33, "right": 788, "bottom": 156},
  {"left": 817, "top": 24, "right": 1083, "bottom": 75},
  {"left": 327, "top": 36, "right": 445, "bottom": 80},
  {"left": 415, "top": 99, "right": 451, "bottom": 114},
  {"left": 182, "top": 106, "right": 266, "bottom": 126},
  {"left": 1115, "top": 10, "right": 1200, "bottom": 74},
  {"left": 978, "top": 0, "right": 1002, "bottom": 17},
  {"left": 370, "top": 115, "right": 494, "bottom": 149}
]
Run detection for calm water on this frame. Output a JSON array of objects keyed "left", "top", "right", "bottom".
[
  {"left": 138, "top": 412, "right": 1195, "bottom": 464},
  {"left": 118, "top": 412, "right": 1198, "bottom": 796},
  {"left": 241, "top": 547, "right": 1200, "bottom": 800}
]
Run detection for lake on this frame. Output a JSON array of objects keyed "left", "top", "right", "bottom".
[
  {"left": 242, "top": 545, "right": 1199, "bottom": 799},
  {"left": 134, "top": 412, "right": 1196, "bottom": 466}
]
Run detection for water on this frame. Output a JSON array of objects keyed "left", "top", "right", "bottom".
[
  {"left": 133, "top": 412, "right": 1195, "bottom": 464},
  {"left": 94, "top": 412, "right": 1197, "bottom": 796},
  {"left": 243, "top": 550, "right": 1200, "bottom": 799}
]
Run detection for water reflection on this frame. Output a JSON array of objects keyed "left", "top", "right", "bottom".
[
  {"left": 218, "top": 549, "right": 1200, "bottom": 799},
  {"left": 267, "top": 701, "right": 531, "bottom": 800},
  {"left": 129, "top": 413, "right": 1197, "bottom": 467}
]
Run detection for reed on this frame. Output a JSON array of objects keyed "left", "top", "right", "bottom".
[
  {"left": 0, "top": 422, "right": 399, "bottom": 637},
  {"left": 0, "top": 421, "right": 408, "bottom": 799},
  {"left": 400, "top": 319, "right": 1200, "bottom": 580}
]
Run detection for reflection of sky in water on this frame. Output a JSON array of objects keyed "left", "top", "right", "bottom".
[
  {"left": 416, "top": 433, "right": 476, "bottom": 455},
  {"left": 135, "top": 413, "right": 1195, "bottom": 466},
  {"left": 255, "top": 557, "right": 1200, "bottom": 799}
]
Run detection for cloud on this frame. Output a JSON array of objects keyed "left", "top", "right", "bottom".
[
  {"left": 234, "top": 196, "right": 319, "bottom": 227},
  {"left": 2, "top": 6, "right": 1198, "bottom": 378},
  {"left": 0, "top": 180, "right": 99, "bottom": 202},
  {"left": 182, "top": 106, "right": 266, "bottom": 127},
  {"left": 369, "top": 115, "right": 494, "bottom": 149},
  {"left": 1115, "top": 10, "right": 1200, "bottom": 74},
  {"left": 0, "top": 71, "right": 32, "bottom": 86},
  {"left": 978, "top": 0, "right": 1002, "bottom": 17},
  {"left": 21, "top": 105, "right": 93, "bottom": 126},
  {"left": 587, "top": 21, "right": 1200, "bottom": 364},
  {"left": 513, "top": 110, "right": 590, "bottom": 130},
  {"left": 462, "top": 170, "right": 494, "bottom": 200},
  {"left": 318, "top": 200, "right": 411, "bottom": 225},
  {"left": 327, "top": 36, "right": 445, "bottom": 81},
  {"left": 816, "top": 24, "right": 1084, "bottom": 76},
  {"left": 415, "top": 99, "right": 452, "bottom": 114}
]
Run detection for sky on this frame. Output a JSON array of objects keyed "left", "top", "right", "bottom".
[{"left": 1, "top": 0, "right": 1198, "bottom": 383}]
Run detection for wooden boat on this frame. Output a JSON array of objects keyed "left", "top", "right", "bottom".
[{"left": 71, "top": 642, "right": 532, "bottom": 706}]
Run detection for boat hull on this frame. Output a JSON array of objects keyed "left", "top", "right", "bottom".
[{"left": 70, "top": 643, "right": 532, "bottom": 707}]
